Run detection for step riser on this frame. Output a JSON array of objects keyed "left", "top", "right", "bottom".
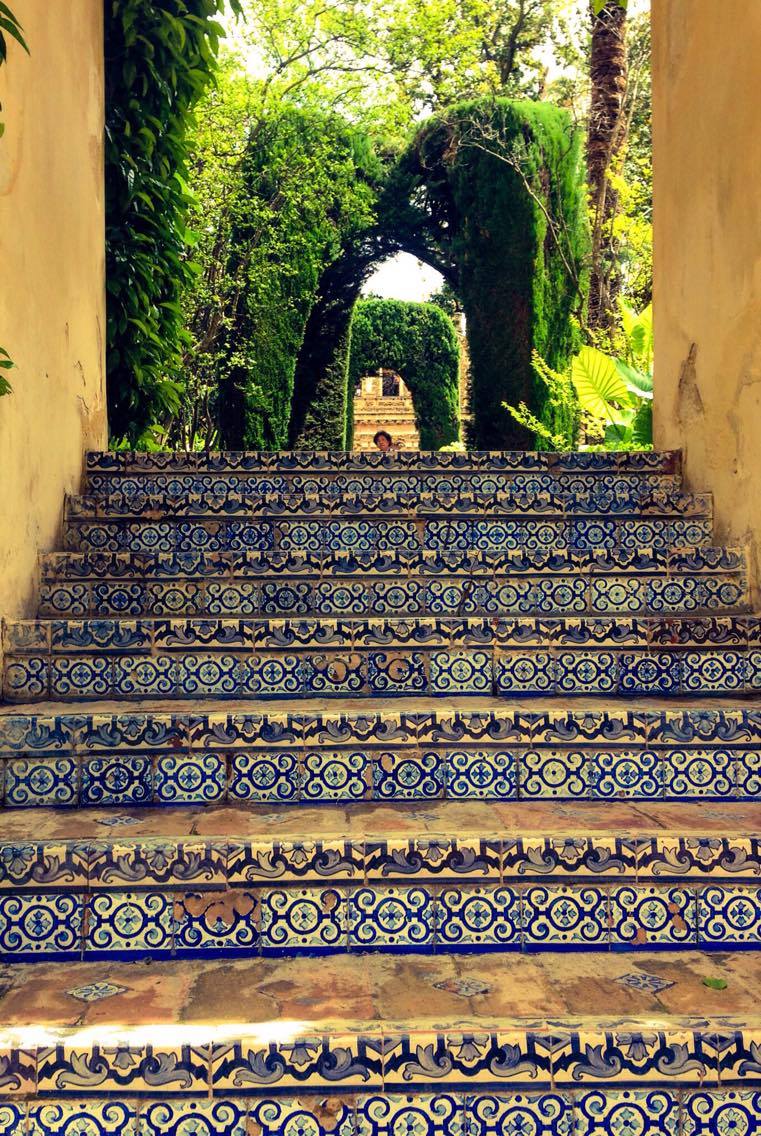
[
  {"left": 1, "top": 742, "right": 758, "bottom": 805},
  {"left": 3, "top": 1090, "right": 759, "bottom": 1136},
  {"left": 37, "top": 574, "right": 749, "bottom": 617},
  {"left": 69, "top": 488, "right": 707, "bottom": 517},
  {"left": 39, "top": 546, "right": 749, "bottom": 578},
  {"left": 2, "top": 707, "right": 757, "bottom": 807},
  {"left": 62, "top": 517, "right": 714, "bottom": 554},
  {"left": 5, "top": 610, "right": 761, "bottom": 702},
  {"left": 1, "top": 879, "right": 758, "bottom": 961},
  {"left": 86, "top": 471, "right": 683, "bottom": 495},
  {"left": 86, "top": 449, "right": 683, "bottom": 473}
]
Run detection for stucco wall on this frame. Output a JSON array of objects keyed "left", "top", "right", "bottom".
[
  {"left": 0, "top": 1, "right": 106, "bottom": 620},
  {"left": 652, "top": 0, "right": 761, "bottom": 604}
]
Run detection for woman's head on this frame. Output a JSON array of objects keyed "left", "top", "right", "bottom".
[{"left": 373, "top": 430, "right": 393, "bottom": 452}]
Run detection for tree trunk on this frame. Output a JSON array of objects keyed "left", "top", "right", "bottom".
[{"left": 587, "top": 0, "right": 628, "bottom": 330}]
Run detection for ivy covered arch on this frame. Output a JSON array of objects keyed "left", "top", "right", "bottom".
[{"left": 291, "top": 97, "right": 588, "bottom": 451}]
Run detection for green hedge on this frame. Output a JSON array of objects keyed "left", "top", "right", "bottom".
[
  {"left": 348, "top": 299, "right": 460, "bottom": 450},
  {"left": 215, "top": 107, "right": 379, "bottom": 449},
  {"left": 404, "top": 99, "right": 588, "bottom": 449}
]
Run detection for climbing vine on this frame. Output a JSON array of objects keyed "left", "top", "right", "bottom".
[
  {"left": 0, "top": 2, "right": 28, "bottom": 396},
  {"left": 104, "top": 0, "right": 240, "bottom": 443}
]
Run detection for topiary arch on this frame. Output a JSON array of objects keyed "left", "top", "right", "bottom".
[
  {"left": 348, "top": 300, "right": 460, "bottom": 450},
  {"left": 293, "top": 97, "right": 588, "bottom": 452}
]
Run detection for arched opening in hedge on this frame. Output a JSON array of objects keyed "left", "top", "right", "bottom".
[
  {"left": 348, "top": 298, "right": 460, "bottom": 451},
  {"left": 290, "top": 97, "right": 588, "bottom": 452}
]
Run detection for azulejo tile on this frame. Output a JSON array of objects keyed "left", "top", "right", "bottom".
[
  {"left": 67, "top": 981, "right": 130, "bottom": 1003},
  {"left": 84, "top": 891, "right": 174, "bottom": 957},
  {"left": 464, "top": 1092, "right": 572, "bottom": 1136},
  {"left": 2, "top": 756, "right": 79, "bottom": 808},
  {"left": 495, "top": 653, "right": 555, "bottom": 695},
  {"left": 592, "top": 749, "right": 661, "bottom": 798},
  {"left": 210, "top": 1034, "right": 383, "bottom": 1091},
  {"left": 138, "top": 1098, "right": 250, "bottom": 1136},
  {"left": 0, "top": 1048, "right": 36, "bottom": 1097},
  {"left": 174, "top": 890, "right": 259, "bottom": 954},
  {"left": 573, "top": 1089, "right": 679, "bottom": 1135},
  {"left": 519, "top": 749, "right": 591, "bottom": 799},
  {"left": 698, "top": 885, "right": 761, "bottom": 944},
  {"left": 446, "top": 749, "right": 516, "bottom": 799},
  {"left": 0, "top": 842, "right": 88, "bottom": 890},
  {"left": 349, "top": 886, "right": 435, "bottom": 950},
  {"left": 368, "top": 652, "right": 427, "bottom": 695},
  {"left": 521, "top": 885, "right": 608, "bottom": 948},
  {"left": 82, "top": 754, "right": 153, "bottom": 806},
  {"left": 616, "top": 972, "right": 675, "bottom": 994},
  {"left": 260, "top": 887, "right": 348, "bottom": 953},
  {"left": 0, "top": 1103, "right": 24, "bottom": 1136},
  {"left": 154, "top": 752, "right": 227, "bottom": 804},
  {"left": 681, "top": 1090, "right": 761, "bottom": 1136},
  {"left": 0, "top": 892, "right": 82, "bottom": 958},
  {"left": 28, "top": 1101, "right": 140, "bottom": 1136},
  {"left": 372, "top": 750, "right": 445, "bottom": 800},
  {"left": 436, "top": 886, "right": 520, "bottom": 949},
  {"left": 608, "top": 886, "right": 697, "bottom": 947},
  {"left": 228, "top": 750, "right": 300, "bottom": 802},
  {"left": 659, "top": 748, "right": 735, "bottom": 798},
  {"left": 300, "top": 749, "right": 370, "bottom": 801},
  {"left": 356, "top": 1094, "right": 465, "bottom": 1136},
  {"left": 36, "top": 1044, "right": 210, "bottom": 1095},
  {"left": 430, "top": 651, "right": 492, "bottom": 695}
]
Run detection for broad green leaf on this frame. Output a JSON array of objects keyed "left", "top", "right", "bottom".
[
  {"left": 616, "top": 359, "right": 653, "bottom": 399},
  {"left": 571, "top": 346, "right": 629, "bottom": 420},
  {"left": 702, "top": 977, "right": 728, "bottom": 990},
  {"left": 631, "top": 401, "right": 653, "bottom": 447}
]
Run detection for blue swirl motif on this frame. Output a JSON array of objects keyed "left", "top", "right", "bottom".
[
  {"left": 576, "top": 1089, "right": 678, "bottom": 1134},
  {"left": 29, "top": 1101, "right": 138, "bottom": 1135},
  {"left": 467, "top": 1091, "right": 571, "bottom": 1135},
  {"left": 684, "top": 1089, "right": 761, "bottom": 1135},
  {"left": 141, "top": 1098, "right": 249, "bottom": 1135}
]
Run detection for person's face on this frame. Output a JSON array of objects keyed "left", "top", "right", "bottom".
[{"left": 377, "top": 434, "right": 391, "bottom": 452}]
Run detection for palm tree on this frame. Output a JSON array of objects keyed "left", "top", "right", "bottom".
[{"left": 587, "top": 0, "right": 628, "bottom": 329}]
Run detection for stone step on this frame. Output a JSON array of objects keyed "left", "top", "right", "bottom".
[
  {"left": 37, "top": 545, "right": 749, "bottom": 618},
  {"left": 1, "top": 698, "right": 758, "bottom": 806},
  {"left": 0, "top": 801, "right": 757, "bottom": 961},
  {"left": 4, "top": 616, "right": 761, "bottom": 702},
  {"left": 66, "top": 487, "right": 710, "bottom": 519},
  {"left": 86, "top": 447, "right": 683, "bottom": 475},
  {"left": 62, "top": 512, "right": 715, "bottom": 555},
  {"left": 87, "top": 468, "right": 683, "bottom": 496},
  {"left": 0, "top": 951, "right": 757, "bottom": 1128},
  {"left": 85, "top": 468, "right": 686, "bottom": 499}
]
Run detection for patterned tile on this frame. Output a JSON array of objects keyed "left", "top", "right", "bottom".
[
  {"left": 0, "top": 893, "right": 82, "bottom": 958},
  {"left": 84, "top": 892, "right": 174, "bottom": 956},
  {"left": 436, "top": 886, "right": 520, "bottom": 949}
]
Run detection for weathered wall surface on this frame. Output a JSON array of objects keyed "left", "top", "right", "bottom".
[
  {"left": 652, "top": 1, "right": 761, "bottom": 603},
  {"left": 0, "top": 1, "right": 106, "bottom": 620}
]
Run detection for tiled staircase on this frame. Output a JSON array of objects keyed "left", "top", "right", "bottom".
[{"left": 0, "top": 449, "right": 759, "bottom": 1135}]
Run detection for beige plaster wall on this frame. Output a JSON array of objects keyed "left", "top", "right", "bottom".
[
  {"left": 652, "top": 0, "right": 761, "bottom": 603},
  {"left": 0, "top": 0, "right": 106, "bottom": 620}
]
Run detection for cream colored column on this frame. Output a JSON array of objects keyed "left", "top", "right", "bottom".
[
  {"left": 0, "top": 0, "right": 106, "bottom": 619},
  {"left": 652, "top": 0, "right": 761, "bottom": 604}
]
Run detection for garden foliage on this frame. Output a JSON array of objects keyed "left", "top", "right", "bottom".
[
  {"left": 403, "top": 99, "right": 589, "bottom": 449},
  {"left": 348, "top": 300, "right": 460, "bottom": 451},
  {"left": 104, "top": 0, "right": 240, "bottom": 443}
]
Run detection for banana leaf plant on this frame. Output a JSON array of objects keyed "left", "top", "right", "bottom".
[{"left": 571, "top": 301, "right": 653, "bottom": 448}]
